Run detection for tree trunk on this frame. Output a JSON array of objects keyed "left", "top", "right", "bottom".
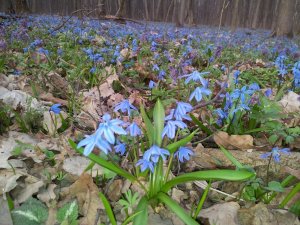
[
  {"left": 274, "top": 0, "right": 296, "bottom": 37},
  {"left": 115, "top": 0, "right": 126, "bottom": 17},
  {"left": 251, "top": 0, "right": 262, "bottom": 28},
  {"left": 15, "top": 0, "right": 30, "bottom": 14}
]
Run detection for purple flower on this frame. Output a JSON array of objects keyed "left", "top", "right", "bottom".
[
  {"left": 136, "top": 159, "right": 155, "bottom": 173},
  {"left": 78, "top": 131, "right": 112, "bottom": 156},
  {"left": 264, "top": 89, "right": 272, "bottom": 98},
  {"left": 233, "top": 70, "right": 240, "bottom": 84},
  {"left": 181, "top": 71, "right": 210, "bottom": 84},
  {"left": 260, "top": 147, "right": 290, "bottom": 163},
  {"left": 114, "top": 100, "right": 138, "bottom": 115},
  {"left": 114, "top": 141, "right": 126, "bottom": 155},
  {"left": 97, "top": 114, "right": 127, "bottom": 144},
  {"left": 149, "top": 80, "right": 157, "bottom": 89},
  {"left": 127, "top": 122, "right": 142, "bottom": 137},
  {"left": 174, "top": 146, "right": 194, "bottom": 162},
  {"left": 162, "top": 120, "right": 187, "bottom": 139},
  {"left": 189, "top": 79, "right": 212, "bottom": 102},
  {"left": 143, "top": 145, "right": 170, "bottom": 163},
  {"left": 50, "top": 104, "right": 61, "bottom": 114}
]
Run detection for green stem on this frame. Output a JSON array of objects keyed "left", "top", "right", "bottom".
[{"left": 193, "top": 180, "right": 211, "bottom": 219}]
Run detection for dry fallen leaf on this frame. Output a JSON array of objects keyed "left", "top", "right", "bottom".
[
  {"left": 63, "top": 156, "right": 104, "bottom": 177},
  {"left": 213, "top": 131, "right": 254, "bottom": 150},
  {"left": 0, "top": 170, "right": 23, "bottom": 194},
  {"left": 15, "top": 179, "right": 44, "bottom": 204},
  {"left": 0, "top": 196, "right": 13, "bottom": 225},
  {"left": 279, "top": 91, "right": 300, "bottom": 113},
  {"left": 198, "top": 202, "right": 240, "bottom": 225},
  {"left": 60, "top": 173, "right": 104, "bottom": 225},
  {"left": 37, "top": 184, "right": 57, "bottom": 205}
]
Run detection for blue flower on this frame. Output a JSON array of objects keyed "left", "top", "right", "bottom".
[
  {"left": 90, "top": 67, "right": 96, "bottom": 74},
  {"left": 149, "top": 80, "right": 157, "bottom": 89},
  {"left": 174, "top": 102, "right": 193, "bottom": 120},
  {"left": 152, "top": 64, "right": 160, "bottom": 71},
  {"left": 264, "top": 89, "right": 272, "bottom": 98},
  {"left": 182, "top": 71, "right": 210, "bottom": 84},
  {"left": 214, "top": 108, "right": 228, "bottom": 125},
  {"left": 249, "top": 83, "right": 260, "bottom": 91},
  {"left": 293, "top": 62, "right": 300, "bottom": 88},
  {"left": 78, "top": 131, "right": 112, "bottom": 156},
  {"left": 114, "top": 141, "right": 126, "bottom": 155},
  {"left": 143, "top": 145, "right": 170, "bottom": 163},
  {"left": 189, "top": 79, "right": 212, "bottom": 102},
  {"left": 260, "top": 147, "right": 290, "bottom": 163},
  {"left": 174, "top": 146, "right": 194, "bottom": 162},
  {"left": 114, "top": 100, "right": 137, "bottom": 115},
  {"left": 136, "top": 159, "right": 155, "bottom": 173},
  {"left": 127, "top": 122, "right": 142, "bottom": 137},
  {"left": 231, "top": 86, "right": 254, "bottom": 102},
  {"left": 162, "top": 120, "right": 187, "bottom": 139},
  {"left": 97, "top": 114, "right": 127, "bottom": 144},
  {"left": 50, "top": 104, "right": 61, "bottom": 114},
  {"left": 158, "top": 70, "right": 166, "bottom": 80},
  {"left": 275, "top": 55, "right": 288, "bottom": 77},
  {"left": 233, "top": 70, "right": 240, "bottom": 84}
]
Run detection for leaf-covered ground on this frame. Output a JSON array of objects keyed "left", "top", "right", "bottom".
[{"left": 0, "top": 14, "right": 300, "bottom": 225}]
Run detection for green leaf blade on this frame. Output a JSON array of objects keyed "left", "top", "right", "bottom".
[
  {"left": 157, "top": 192, "right": 199, "bottom": 225},
  {"left": 162, "top": 169, "right": 254, "bottom": 192}
]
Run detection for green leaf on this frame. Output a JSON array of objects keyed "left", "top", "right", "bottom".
[
  {"left": 219, "top": 146, "right": 244, "bottom": 169},
  {"left": 153, "top": 99, "right": 165, "bottom": 146},
  {"left": 190, "top": 114, "right": 213, "bottom": 135},
  {"left": 265, "top": 181, "right": 285, "bottom": 192},
  {"left": 289, "top": 200, "right": 300, "bottom": 216},
  {"left": 57, "top": 200, "right": 78, "bottom": 223},
  {"left": 166, "top": 130, "right": 198, "bottom": 154},
  {"left": 140, "top": 104, "right": 154, "bottom": 145},
  {"left": 161, "top": 169, "right": 254, "bottom": 192},
  {"left": 12, "top": 198, "right": 48, "bottom": 225},
  {"left": 69, "top": 139, "right": 136, "bottom": 182},
  {"left": 157, "top": 192, "right": 199, "bottom": 225},
  {"left": 279, "top": 182, "right": 300, "bottom": 208},
  {"left": 268, "top": 134, "right": 279, "bottom": 144},
  {"left": 133, "top": 197, "right": 148, "bottom": 225},
  {"left": 99, "top": 192, "right": 117, "bottom": 225}
]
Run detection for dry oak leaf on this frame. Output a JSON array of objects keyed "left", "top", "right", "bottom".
[
  {"left": 60, "top": 173, "right": 104, "bottom": 225},
  {"left": 213, "top": 131, "right": 254, "bottom": 150}
]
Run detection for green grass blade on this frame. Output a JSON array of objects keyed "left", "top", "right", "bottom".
[
  {"left": 140, "top": 104, "right": 154, "bottom": 145},
  {"left": 157, "top": 192, "right": 199, "bottom": 225},
  {"left": 161, "top": 169, "right": 254, "bottom": 192},
  {"left": 133, "top": 197, "right": 148, "bottom": 225},
  {"left": 122, "top": 211, "right": 143, "bottom": 225},
  {"left": 190, "top": 114, "right": 213, "bottom": 135},
  {"left": 219, "top": 146, "right": 244, "bottom": 169},
  {"left": 153, "top": 99, "right": 165, "bottom": 146},
  {"left": 279, "top": 182, "right": 300, "bottom": 208},
  {"left": 69, "top": 139, "right": 136, "bottom": 182},
  {"left": 99, "top": 192, "right": 117, "bottom": 225},
  {"left": 165, "top": 130, "right": 198, "bottom": 154}
]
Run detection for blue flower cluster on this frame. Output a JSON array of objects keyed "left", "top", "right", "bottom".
[
  {"left": 275, "top": 55, "right": 288, "bottom": 77},
  {"left": 260, "top": 147, "right": 290, "bottom": 163},
  {"left": 292, "top": 61, "right": 300, "bottom": 88}
]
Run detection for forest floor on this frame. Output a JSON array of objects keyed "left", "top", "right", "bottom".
[{"left": 0, "top": 14, "right": 300, "bottom": 225}]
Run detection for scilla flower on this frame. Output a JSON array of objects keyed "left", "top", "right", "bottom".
[
  {"left": 97, "top": 114, "right": 127, "bottom": 144},
  {"left": 50, "top": 104, "right": 61, "bottom": 114},
  {"left": 260, "top": 147, "right": 290, "bottom": 163},
  {"left": 174, "top": 146, "right": 194, "bottom": 162},
  {"left": 127, "top": 122, "right": 142, "bottom": 137},
  {"left": 189, "top": 79, "right": 211, "bottom": 102},
  {"left": 114, "top": 100, "right": 137, "bottom": 115}
]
